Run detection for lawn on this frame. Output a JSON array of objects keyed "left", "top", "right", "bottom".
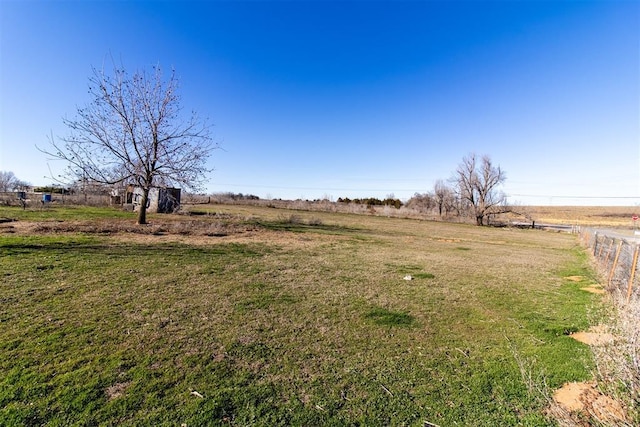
[{"left": 0, "top": 205, "right": 599, "bottom": 425}]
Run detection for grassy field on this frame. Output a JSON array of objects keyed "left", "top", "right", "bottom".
[{"left": 0, "top": 205, "right": 601, "bottom": 425}]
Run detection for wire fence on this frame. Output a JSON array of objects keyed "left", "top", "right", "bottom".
[
  {"left": 580, "top": 228, "right": 640, "bottom": 303},
  {"left": 0, "top": 191, "right": 112, "bottom": 207}
]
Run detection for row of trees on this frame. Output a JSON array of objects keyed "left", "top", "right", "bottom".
[{"left": 336, "top": 197, "right": 403, "bottom": 209}]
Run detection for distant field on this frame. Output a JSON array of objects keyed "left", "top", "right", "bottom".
[
  {"left": 522, "top": 205, "right": 639, "bottom": 228},
  {"left": 0, "top": 204, "right": 601, "bottom": 425}
]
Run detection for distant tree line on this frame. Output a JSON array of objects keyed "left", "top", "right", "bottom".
[
  {"left": 336, "top": 197, "right": 403, "bottom": 209},
  {"left": 215, "top": 192, "right": 260, "bottom": 201},
  {"left": 32, "top": 186, "right": 71, "bottom": 195},
  {"left": 333, "top": 154, "right": 506, "bottom": 225}
]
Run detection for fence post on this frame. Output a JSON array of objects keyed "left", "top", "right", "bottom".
[
  {"left": 597, "top": 236, "right": 607, "bottom": 260},
  {"left": 626, "top": 244, "right": 639, "bottom": 304},
  {"left": 605, "top": 239, "right": 614, "bottom": 266},
  {"left": 593, "top": 232, "right": 598, "bottom": 256},
  {"left": 608, "top": 241, "right": 623, "bottom": 287}
]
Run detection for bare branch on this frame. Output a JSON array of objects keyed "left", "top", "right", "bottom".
[
  {"left": 40, "top": 60, "right": 216, "bottom": 224},
  {"left": 453, "top": 153, "right": 507, "bottom": 225}
]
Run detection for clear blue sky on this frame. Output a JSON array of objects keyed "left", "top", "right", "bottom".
[{"left": 1, "top": 0, "right": 638, "bottom": 205}]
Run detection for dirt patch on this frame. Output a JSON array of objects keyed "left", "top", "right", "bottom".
[
  {"left": 570, "top": 325, "right": 615, "bottom": 346},
  {"left": 580, "top": 285, "right": 606, "bottom": 295},
  {"left": 553, "top": 381, "right": 627, "bottom": 424},
  {"left": 0, "top": 220, "right": 36, "bottom": 234},
  {"left": 105, "top": 381, "right": 131, "bottom": 400},
  {"left": 107, "top": 227, "right": 339, "bottom": 248},
  {"left": 567, "top": 276, "right": 606, "bottom": 295},
  {"left": 554, "top": 381, "right": 595, "bottom": 412}
]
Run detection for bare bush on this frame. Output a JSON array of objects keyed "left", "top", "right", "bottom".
[
  {"left": 279, "top": 214, "right": 304, "bottom": 225},
  {"left": 307, "top": 217, "right": 323, "bottom": 226},
  {"left": 590, "top": 292, "right": 640, "bottom": 425}
]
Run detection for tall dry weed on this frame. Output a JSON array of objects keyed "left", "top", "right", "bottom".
[{"left": 590, "top": 291, "right": 640, "bottom": 426}]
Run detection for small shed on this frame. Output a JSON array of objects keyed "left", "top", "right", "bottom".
[{"left": 125, "top": 186, "right": 181, "bottom": 213}]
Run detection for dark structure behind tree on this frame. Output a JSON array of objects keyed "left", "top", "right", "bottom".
[{"left": 125, "top": 185, "right": 181, "bottom": 214}]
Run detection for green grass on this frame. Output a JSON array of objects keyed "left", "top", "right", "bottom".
[
  {"left": 0, "top": 205, "right": 601, "bottom": 425},
  {"left": 0, "top": 204, "right": 135, "bottom": 221},
  {"left": 364, "top": 307, "right": 416, "bottom": 327}
]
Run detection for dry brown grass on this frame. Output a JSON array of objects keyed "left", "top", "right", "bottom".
[
  {"left": 521, "top": 206, "right": 640, "bottom": 228},
  {"left": 1, "top": 214, "right": 257, "bottom": 236}
]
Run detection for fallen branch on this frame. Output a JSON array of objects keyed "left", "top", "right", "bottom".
[{"left": 380, "top": 384, "right": 393, "bottom": 397}]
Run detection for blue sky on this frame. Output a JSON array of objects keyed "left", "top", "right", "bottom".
[{"left": 1, "top": 0, "right": 638, "bottom": 205}]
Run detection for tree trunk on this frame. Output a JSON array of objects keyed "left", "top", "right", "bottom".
[
  {"left": 137, "top": 188, "right": 150, "bottom": 225},
  {"left": 476, "top": 214, "right": 484, "bottom": 226}
]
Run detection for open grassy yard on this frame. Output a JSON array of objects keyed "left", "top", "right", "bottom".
[{"left": 0, "top": 205, "right": 600, "bottom": 425}]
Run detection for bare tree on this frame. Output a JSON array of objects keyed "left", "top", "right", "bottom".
[
  {"left": 13, "top": 179, "right": 31, "bottom": 191},
  {"left": 406, "top": 192, "right": 435, "bottom": 213},
  {"left": 0, "top": 171, "right": 16, "bottom": 192},
  {"left": 42, "top": 62, "right": 215, "bottom": 224},
  {"left": 433, "top": 179, "right": 456, "bottom": 217},
  {"left": 454, "top": 153, "right": 507, "bottom": 225},
  {"left": 0, "top": 171, "right": 29, "bottom": 192}
]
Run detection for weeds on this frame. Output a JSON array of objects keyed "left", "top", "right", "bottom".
[
  {"left": 276, "top": 214, "right": 323, "bottom": 227},
  {"left": 589, "top": 292, "right": 640, "bottom": 425}
]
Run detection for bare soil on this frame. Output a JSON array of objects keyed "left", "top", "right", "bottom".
[
  {"left": 566, "top": 275, "right": 606, "bottom": 295},
  {"left": 570, "top": 326, "right": 615, "bottom": 346},
  {"left": 553, "top": 381, "right": 627, "bottom": 424},
  {"left": 552, "top": 324, "right": 628, "bottom": 424},
  {"left": 550, "top": 273, "right": 630, "bottom": 424},
  {"left": 105, "top": 382, "right": 131, "bottom": 401},
  {"left": 580, "top": 285, "right": 606, "bottom": 295}
]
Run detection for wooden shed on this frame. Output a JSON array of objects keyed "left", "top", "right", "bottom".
[{"left": 125, "top": 186, "right": 181, "bottom": 213}]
